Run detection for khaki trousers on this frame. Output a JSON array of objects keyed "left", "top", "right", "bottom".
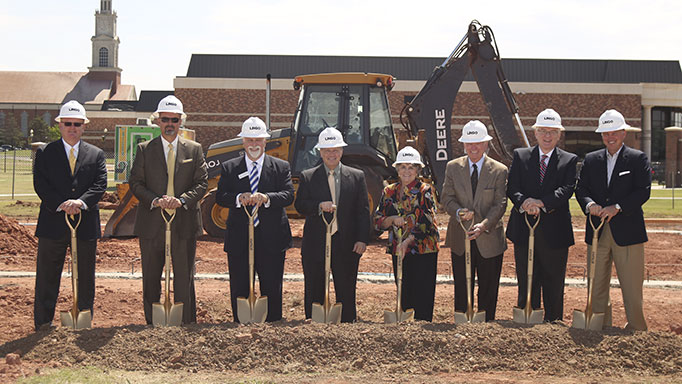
[{"left": 587, "top": 224, "right": 647, "bottom": 331}]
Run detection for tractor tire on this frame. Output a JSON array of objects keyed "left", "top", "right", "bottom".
[{"left": 201, "top": 189, "right": 228, "bottom": 238}]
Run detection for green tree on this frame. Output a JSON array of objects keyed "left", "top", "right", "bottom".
[
  {"left": 47, "top": 124, "right": 61, "bottom": 142},
  {"left": 29, "top": 117, "right": 50, "bottom": 143},
  {"left": 1, "top": 112, "right": 22, "bottom": 146}
]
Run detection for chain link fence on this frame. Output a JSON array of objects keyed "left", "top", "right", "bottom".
[{"left": 0, "top": 148, "right": 116, "bottom": 199}]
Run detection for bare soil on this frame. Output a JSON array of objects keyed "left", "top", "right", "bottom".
[{"left": 0, "top": 213, "right": 681, "bottom": 383}]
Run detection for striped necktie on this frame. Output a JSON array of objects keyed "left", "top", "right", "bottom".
[
  {"left": 249, "top": 161, "right": 260, "bottom": 227},
  {"left": 539, "top": 154, "right": 548, "bottom": 184}
]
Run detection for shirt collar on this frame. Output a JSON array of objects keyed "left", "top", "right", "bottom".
[
  {"left": 62, "top": 139, "right": 80, "bottom": 153},
  {"left": 161, "top": 135, "right": 179, "bottom": 149},
  {"left": 246, "top": 153, "right": 265, "bottom": 168},
  {"left": 606, "top": 145, "right": 624, "bottom": 160},
  {"left": 539, "top": 147, "right": 554, "bottom": 160},
  {"left": 467, "top": 154, "right": 485, "bottom": 171},
  {"left": 323, "top": 162, "right": 343, "bottom": 175}
]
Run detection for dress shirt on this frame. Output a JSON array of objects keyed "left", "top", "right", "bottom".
[
  {"left": 59, "top": 139, "right": 87, "bottom": 210},
  {"left": 236, "top": 154, "right": 270, "bottom": 208}
]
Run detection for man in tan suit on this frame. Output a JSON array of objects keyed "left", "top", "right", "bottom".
[
  {"left": 130, "top": 95, "right": 208, "bottom": 324},
  {"left": 441, "top": 120, "right": 508, "bottom": 321}
]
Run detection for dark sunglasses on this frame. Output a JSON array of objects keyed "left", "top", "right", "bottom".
[
  {"left": 160, "top": 117, "right": 180, "bottom": 123},
  {"left": 63, "top": 122, "right": 83, "bottom": 127}
]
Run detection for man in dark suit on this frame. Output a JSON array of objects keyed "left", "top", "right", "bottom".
[
  {"left": 576, "top": 109, "right": 650, "bottom": 331},
  {"left": 129, "top": 95, "right": 208, "bottom": 325},
  {"left": 33, "top": 100, "right": 107, "bottom": 331},
  {"left": 441, "top": 121, "right": 508, "bottom": 321},
  {"left": 294, "top": 127, "right": 370, "bottom": 323},
  {"left": 506, "top": 108, "right": 578, "bottom": 322},
  {"left": 216, "top": 117, "right": 294, "bottom": 322}
]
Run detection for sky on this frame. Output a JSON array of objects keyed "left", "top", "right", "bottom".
[{"left": 1, "top": 0, "right": 681, "bottom": 95}]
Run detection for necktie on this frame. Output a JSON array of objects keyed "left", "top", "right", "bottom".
[
  {"left": 539, "top": 154, "right": 548, "bottom": 184},
  {"left": 68, "top": 148, "right": 76, "bottom": 175},
  {"left": 249, "top": 161, "right": 260, "bottom": 227},
  {"left": 166, "top": 143, "right": 175, "bottom": 197},
  {"left": 328, "top": 170, "right": 338, "bottom": 235},
  {"left": 471, "top": 163, "right": 478, "bottom": 197}
]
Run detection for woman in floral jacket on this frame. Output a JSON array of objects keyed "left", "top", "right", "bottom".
[{"left": 374, "top": 146, "right": 440, "bottom": 321}]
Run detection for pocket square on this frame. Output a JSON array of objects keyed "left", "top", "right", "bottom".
[
  {"left": 181, "top": 159, "right": 193, "bottom": 163},
  {"left": 619, "top": 170, "right": 630, "bottom": 176}
]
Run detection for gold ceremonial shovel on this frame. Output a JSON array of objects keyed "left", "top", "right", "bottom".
[
  {"left": 60, "top": 212, "right": 92, "bottom": 330},
  {"left": 312, "top": 211, "right": 343, "bottom": 324},
  {"left": 384, "top": 225, "right": 415, "bottom": 324},
  {"left": 152, "top": 209, "right": 184, "bottom": 327},
  {"left": 454, "top": 214, "right": 486, "bottom": 324},
  {"left": 513, "top": 212, "right": 544, "bottom": 324},
  {"left": 572, "top": 214, "right": 606, "bottom": 331},
  {"left": 236, "top": 205, "right": 268, "bottom": 324}
]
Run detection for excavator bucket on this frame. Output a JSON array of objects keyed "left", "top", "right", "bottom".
[{"left": 103, "top": 183, "right": 139, "bottom": 237}]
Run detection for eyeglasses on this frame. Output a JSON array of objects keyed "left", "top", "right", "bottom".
[
  {"left": 63, "top": 122, "right": 83, "bottom": 127},
  {"left": 160, "top": 117, "right": 180, "bottom": 123},
  {"left": 536, "top": 129, "right": 559, "bottom": 137}
]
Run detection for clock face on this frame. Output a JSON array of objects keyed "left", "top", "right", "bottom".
[{"left": 96, "top": 16, "right": 113, "bottom": 35}]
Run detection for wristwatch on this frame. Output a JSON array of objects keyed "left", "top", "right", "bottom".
[
  {"left": 179, "top": 197, "right": 186, "bottom": 206},
  {"left": 615, "top": 203, "right": 622, "bottom": 212}
]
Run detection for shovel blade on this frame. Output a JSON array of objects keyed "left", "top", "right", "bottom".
[
  {"left": 252, "top": 296, "right": 268, "bottom": 324},
  {"left": 400, "top": 308, "right": 415, "bottom": 323},
  {"left": 472, "top": 310, "right": 486, "bottom": 323},
  {"left": 383, "top": 310, "right": 398, "bottom": 324},
  {"left": 60, "top": 309, "right": 92, "bottom": 330},
  {"left": 311, "top": 302, "right": 325, "bottom": 323},
  {"left": 312, "top": 302, "right": 342, "bottom": 324},
  {"left": 236, "top": 296, "right": 251, "bottom": 324},
  {"left": 513, "top": 306, "right": 544, "bottom": 324},
  {"left": 152, "top": 302, "right": 184, "bottom": 327},
  {"left": 454, "top": 311, "right": 469, "bottom": 324},
  {"left": 572, "top": 310, "right": 604, "bottom": 331}
]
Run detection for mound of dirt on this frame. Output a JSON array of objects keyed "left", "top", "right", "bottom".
[
  {"left": 1, "top": 322, "right": 680, "bottom": 379},
  {"left": 0, "top": 214, "right": 37, "bottom": 262}
]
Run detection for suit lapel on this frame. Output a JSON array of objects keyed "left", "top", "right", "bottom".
[
  {"left": 609, "top": 146, "right": 628, "bottom": 190},
  {"left": 338, "top": 164, "right": 351, "bottom": 207},
  {"left": 73, "top": 141, "right": 86, "bottom": 176},
  {"left": 461, "top": 157, "right": 474, "bottom": 204},
  {"left": 174, "top": 137, "right": 187, "bottom": 176},
  {"left": 237, "top": 156, "right": 250, "bottom": 191}
]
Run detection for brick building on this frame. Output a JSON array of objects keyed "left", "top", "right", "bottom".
[{"left": 174, "top": 54, "right": 682, "bottom": 167}]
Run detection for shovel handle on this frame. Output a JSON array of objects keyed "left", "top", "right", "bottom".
[
  {"left": 586, "top": 214, "right": 605, "bottom": 309},
  {"left": 458, "top": 213, "right": 475, "bottom": 315},
  {"left": 243, "top": 205, "right": 259, "bottom": 302},
  {"left": 523, "top": 212, "right": 541, "bottom": 316},
  {"left": 64, "top": 212, "right": 82, "bottom": 320},
  {"left": 160, "top": 209, "right": 176, "bottom": 310}
]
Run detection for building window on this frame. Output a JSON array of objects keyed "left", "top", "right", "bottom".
[
  {"left": 20, "top": 111, "right": 28, "bottom": 136},
  {"left": 42, "top": 112, "right": 51, "bottom": 125},
  {"left": 0, "top": 112, "right": 5, "bottom": 131},
  {"left": 99, "top": 47, "right": 109, "bottom": 67}
]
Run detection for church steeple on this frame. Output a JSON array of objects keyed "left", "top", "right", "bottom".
[
  {"left": 91, "top": 0, "right": 119, "bottom": 69},
  {"left": 89, "top": 0, "right": 121, "bottom": 92}
]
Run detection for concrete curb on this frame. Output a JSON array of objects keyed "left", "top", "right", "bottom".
[{"left": 1, "top": 271, "right": 681, "bottom": 289}]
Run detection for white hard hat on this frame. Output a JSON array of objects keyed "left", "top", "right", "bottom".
[
  {"left": 458, "top": 120, "right": 493, "bottom": 143},
  {"left": 55, "top": 100, "right": 89, "bottom": 123},
  {"left": 314, "top": 127, "right": 347, "bottom": 149},
  {"left": 392, "top": 146, "right": 425, "bottom": 168},
  {"left": 596, "top": 109, "right": 630, "bottom": 133},
  {"left": 238, "top": 117, "right": 271, "bottom": 138},
  {"left": 154, "top": 95, "right": 186, "bottom": 118},
  {"left": 532, "top": 108, "right": 564, "bottom": 130}
]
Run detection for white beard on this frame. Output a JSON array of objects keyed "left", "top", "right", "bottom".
[{"left": 246, "top": 146, "right": 263, "bottom": 159}]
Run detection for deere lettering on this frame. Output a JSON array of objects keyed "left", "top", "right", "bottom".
[{"left": 435, "top": 109, "right": 448, "bottom": 161}]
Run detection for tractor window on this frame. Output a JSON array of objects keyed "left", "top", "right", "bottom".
[
  {"left": 344, "top": 86, "right": 364, "bottom": 144},
  {"left": 369, "top": 87, "right": 397, "bottom": 161},
  {"left": 300, "top": 87, "right": 341, "bottom": 134}
]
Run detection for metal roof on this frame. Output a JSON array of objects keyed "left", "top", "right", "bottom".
[{"left": 185, "top": 54, "right": 682, "bottom": 84}]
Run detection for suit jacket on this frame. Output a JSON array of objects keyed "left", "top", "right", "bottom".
[
  {"left": 506, "top": 145, "right": 577, "bottom": 248},
  {"left": 576, "top": 145, "right": 650, "bottom": 246},
  {"left": 294, "top": 163, "right": 370, "bottom": 259},
  {"left": 129, "top": 136, "right": 208, "bottom": 239},
  {"left": 441, "top": 155, "right": 508, "bottom": 258},
  {"left": 33, "top": 139, "right": 107, "bottom": 240},
  {"left": 216, "top": 154, "right": 294, "bottom": 255}
]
